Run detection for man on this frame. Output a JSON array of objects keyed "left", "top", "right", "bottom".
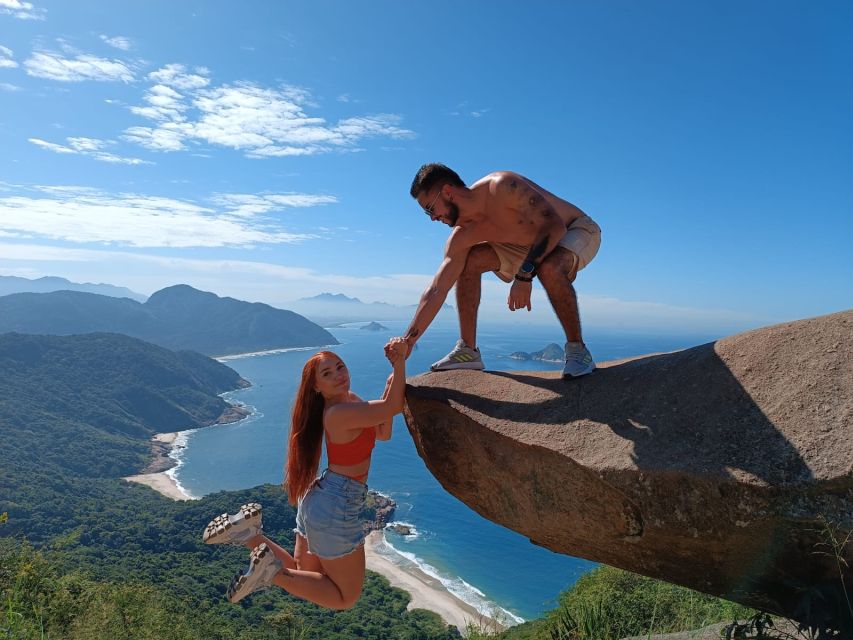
[{"left": 403, "top": 163, "right": 601, "bottom": 378}]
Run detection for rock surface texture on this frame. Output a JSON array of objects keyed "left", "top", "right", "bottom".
[{"left": 403, "top": 311, "right": 852, "bottom": 626}]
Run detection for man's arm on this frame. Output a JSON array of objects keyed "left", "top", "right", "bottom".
[{"left": 403, "top": 228, "right": 472, "bottom": 352}]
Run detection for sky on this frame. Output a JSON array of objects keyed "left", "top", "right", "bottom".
[{"left": 0, "top": 0, "right": 850, "bottom": 335}]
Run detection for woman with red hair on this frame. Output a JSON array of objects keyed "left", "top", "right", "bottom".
[{"left": 203, "top": 337, "right": 407, "bottom": 609}]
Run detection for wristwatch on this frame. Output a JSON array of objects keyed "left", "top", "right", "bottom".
[{"left": 515, "top": 260, "right": 536, "bottom": 283}]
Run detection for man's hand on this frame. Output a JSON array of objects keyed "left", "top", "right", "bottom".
[{"left": 507, "top": 279, "right": 532, "bottom": 311}]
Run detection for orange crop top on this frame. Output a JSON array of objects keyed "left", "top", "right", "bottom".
[{"left": 325, "top": 427, "right": 376, "bottom": 467}]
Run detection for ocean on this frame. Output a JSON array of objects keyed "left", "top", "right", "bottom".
[{"left": 170, "top": 320, "right": 720, "bottom": 623}]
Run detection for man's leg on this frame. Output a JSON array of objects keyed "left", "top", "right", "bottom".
[
  {"left": 538, "top": 247, "right": 596, "bottom": 377},
  {"left": 431, "top": 245, "right": 500, "bottom": 372},
  {"left": 456, "top": 244, "right": 501, "bottom": 348},
  {"left": 538, "top": 247, "right": 583, "bottom": 343}
]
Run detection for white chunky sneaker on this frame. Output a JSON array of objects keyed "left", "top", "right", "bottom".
[
  {"left": 203, "top": 503, "right": 262, "bottom": 545},
  {"left": 562, "top": 342, "right": 595, "bottom": 378},
  {"left": 227, "top": 543, "right": 283, "bottom": 603},
  {"left": 430, "top": 340, "right": 485, "bottom": 371}
]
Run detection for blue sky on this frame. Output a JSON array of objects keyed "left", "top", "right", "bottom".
[{"left": 0, "top": 1, "right": 850, "bottom": 334}]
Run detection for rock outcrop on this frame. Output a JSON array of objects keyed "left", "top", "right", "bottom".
[{"left": 403, "top": 311, "right": 852, "bottom": 627}]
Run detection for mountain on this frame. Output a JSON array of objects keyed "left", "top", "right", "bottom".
[
  {"left": 0, "top": 284, "right": 338, "bottom": 356},
  {"left": 0, "top": 332, "right": 247, "bottom": 478},
  {"left": 0, "top": 274, "right": 146, "bottom": 301},
  {"left": 294, "top": 291, "right": 454, "bottom": 324}
]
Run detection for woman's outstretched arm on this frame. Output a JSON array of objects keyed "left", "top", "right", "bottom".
[{"left": 325, "top": 338, "right": 407, "bottom": 435}]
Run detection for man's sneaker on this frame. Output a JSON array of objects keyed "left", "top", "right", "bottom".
[
  {"left": 203, "top": 503, "right": 262, "bottom": 545},
  {"left": 431, "top": 340, "right": 485, "bottom": 371},
  {"left": 563, "top": 342, "right": 595, "bottom": 378},
  {"left": 227, "top": 543, "right": 282, "bottom": 603}
]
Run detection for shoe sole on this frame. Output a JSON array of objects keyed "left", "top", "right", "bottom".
[
  {"left": 430, "top": 361, "right": 485, "bottom": 371},
  {"left": 227, "top": 543, "right": 271, "bottom": 603},
  {"left": 203, "top": 502, "right": 262, "bottom": 544},
  {"left": 562, "top": 365, "right": 596, "bottom": 379}
]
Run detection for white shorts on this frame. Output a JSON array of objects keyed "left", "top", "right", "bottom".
[{"left": 490, "top": 214, "right": 601, "bottom": 283}]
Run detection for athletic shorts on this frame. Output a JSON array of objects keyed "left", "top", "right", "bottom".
[
  {"left": 490, "top": 213, "right": 601, "bottom": 283},
  {"left": 294, "top": 469, "right": 368, "bottom": 559}
]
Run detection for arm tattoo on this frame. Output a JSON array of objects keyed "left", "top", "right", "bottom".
[{"left": 525, "top": 235, "right": 550, "bottom": 264}]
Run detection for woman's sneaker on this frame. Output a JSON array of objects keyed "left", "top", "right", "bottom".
[
  {"left": 562, "top": 342, "right": 596, "bottom": 378},
  {"left": 227, "top": 543, "right": 282, "bottom": 603},
  {"left": 431, "top": 340, "right": 485, "bottom": 371},
  {"left": 203, "top": 503, "right": 262, "bottom": 545}
]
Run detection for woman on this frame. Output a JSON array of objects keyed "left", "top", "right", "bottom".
[{"left": 202, "top": 337, "right": 407, "bottom": 609}]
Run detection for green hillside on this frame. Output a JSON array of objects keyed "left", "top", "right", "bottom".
[{"left": 0, "top": 333, "right": 457, "bottom": 639}]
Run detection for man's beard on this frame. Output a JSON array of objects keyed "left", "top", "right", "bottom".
[{"left": 446, "top": 201, "right": 460, "bottom": 226}]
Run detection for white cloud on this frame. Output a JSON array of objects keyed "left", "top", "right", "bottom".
[
  {"left": 148, "top": 63, "right": 209, "bottom": 90},
  {"left": 29, "top": 136, "right": 152, "bottom": 165},
  {"left": 0, "top": 82, "right": 20, "bottom": 91},
  {"left": 123, "top": 67, "right": 415, "bottom": 157},
  {"left": 23, "top": 51, "right": 134, "bottom": 82},
  {"left": 0, "top": 185, "right": 335, "bottom": 248},
  {"left": 0, "top": 0, "right": 45, "bottom": 20},
  {"left": 0, "top": 45, "right": 18, "bottom": 68},
  {"left": 100, "top": 35, "right": 133, "bottom": 51}
]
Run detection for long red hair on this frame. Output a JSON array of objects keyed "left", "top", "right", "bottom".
[{"left": 283, "top": 351, "right": 338, "bottom": 505}]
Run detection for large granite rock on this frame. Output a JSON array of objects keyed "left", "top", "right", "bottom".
[{"left": 403, "top": 311, "right": 852, "bottom": 627}]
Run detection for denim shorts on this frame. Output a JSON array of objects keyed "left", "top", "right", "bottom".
[{"left": 294, "top": 469, "right": 369, "bottom": 559}]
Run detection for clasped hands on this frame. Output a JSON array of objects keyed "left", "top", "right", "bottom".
[{"left": 383, "top": 336, "right": 407, "bottom": 365}]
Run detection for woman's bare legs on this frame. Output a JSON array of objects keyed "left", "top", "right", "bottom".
[
  {"left": 241, "top": 533, "right": 363, "bottom": 609},
  {"left": 271, "top": 545, "right": 365, "bottom": 610}
]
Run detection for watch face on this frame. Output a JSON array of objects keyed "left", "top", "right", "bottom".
[{"left": 521, "top": 261, "right": 535, "bottom": 274}]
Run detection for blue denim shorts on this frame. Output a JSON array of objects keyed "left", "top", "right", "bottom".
[{"left": 294, "top": 469, "right": 369, "bottom": 559}]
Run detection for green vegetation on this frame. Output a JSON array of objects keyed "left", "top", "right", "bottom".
[
  {"left": 1, "top": 333, "right": 458, "bottom": 639},
  {"left": 464, "top": 565, "right": 754, "bottom": 640}
]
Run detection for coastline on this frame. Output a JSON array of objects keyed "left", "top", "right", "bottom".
[
  {"left": 364, "top": 531, "right": 505, "bottom": 635},
  {"left": 123, "top": 432, "right": 196, "bottom": 500}
]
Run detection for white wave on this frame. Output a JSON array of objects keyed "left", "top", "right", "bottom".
[
  {"left": 376, "top": 535, "right": 525, "bottom": 626},
  {"left": 385, "top": 521, "right": 419, "bottom": 539},
  {"left": 162, "top": 428, "right": 199, "bottom": 500},
  {"left": 216, "top": 343, "right": 340, "bottom": 361}
]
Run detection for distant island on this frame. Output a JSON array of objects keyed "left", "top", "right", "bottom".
[
  {"left": 0, "top": 283, "right": 338, "bottom": 356},
  {"left": 509, "top": 343, "right": 565, "bottom": 363},
  {"left": 361, "top": 321, "right": 388, "bottom": 331},
  {"left": 294, "top": 292, "right": 454, "bottom": 325}
]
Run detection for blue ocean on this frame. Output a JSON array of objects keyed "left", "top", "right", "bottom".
[{"left": 171, "top": 321, "right": 719, "bottom": 623}]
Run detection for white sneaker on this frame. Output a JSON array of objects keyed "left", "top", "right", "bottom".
[
  {"left": 203, "top": 503, "right": 262, "bottom": 545},
  {"left": 563, "top": 342, "right": 595, "bottom": 378},
  {"left": 227, "top": 543, "right": 283, "bottom": 603},
  {"left": 431, "top": 340, "right": 485, "bottom": 371}
]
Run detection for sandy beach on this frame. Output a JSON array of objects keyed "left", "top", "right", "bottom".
[
  {"left": 364, "top": 531, "right": 504, "bottom": 634},
  {"left": 123, "top": 432, "right": 195, "bottom": 501}
]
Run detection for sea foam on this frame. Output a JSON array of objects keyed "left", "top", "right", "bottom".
[{"left": 376, "top": 533, "right": 525, "bottom": 626}]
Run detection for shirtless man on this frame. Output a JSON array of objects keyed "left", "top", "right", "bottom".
[{"left": 403, "top": 163, "right": 601, "bottom": 378}]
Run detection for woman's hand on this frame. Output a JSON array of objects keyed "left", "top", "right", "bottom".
[{"left": 384, "top": 337, "right": 407, "bottom": 366}]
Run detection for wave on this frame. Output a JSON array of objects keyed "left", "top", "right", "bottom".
[
  {"left": 216, "top": 343, "right": 340, "bottom": 361},
  {"left": 385, "top": 521, "right": 420, "bottom": 539},
  {"left": 375, "top": 534, "right": 525, "bottom": 626},
  {"left": 162, "top": 428, "right": 199, "bottom": 500}
]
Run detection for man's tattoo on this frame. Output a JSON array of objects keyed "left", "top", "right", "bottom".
[{"left": 526, "top": 235, "right": 550, "bottom": 264}]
